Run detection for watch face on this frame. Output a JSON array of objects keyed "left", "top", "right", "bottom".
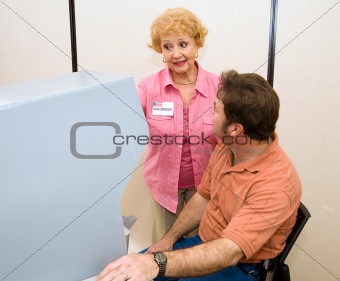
[{"left": 155, "top": 252, "right": 167, "bottom": 263}]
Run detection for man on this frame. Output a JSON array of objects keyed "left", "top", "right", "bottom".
[{"left": 97, "top": 70, "right": 302, "bottom": 281}]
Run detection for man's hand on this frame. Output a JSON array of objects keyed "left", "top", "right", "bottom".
[{"left": 96, "top": 253, "right": 158, "bottom": 281}]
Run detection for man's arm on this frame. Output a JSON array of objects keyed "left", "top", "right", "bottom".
[
  {"left": 165, "top": 237, "right": 244, "bottom": 277},
  {"left": 96, "top": 193, "right": 210, "bottom": 281},
  {"left": 96, "top": 237, "right": 244, "bottom": 281},
  {"left": 147, "top": 192, "right": 209, "bottom": 253}
]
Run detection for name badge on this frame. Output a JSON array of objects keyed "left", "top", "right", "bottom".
[{"left": 152, "top": 101, "right": 174, "bottom": 116}]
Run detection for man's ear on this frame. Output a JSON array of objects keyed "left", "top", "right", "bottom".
[{"left": 229, "top": 123, "right": 244, "bottom": 137}]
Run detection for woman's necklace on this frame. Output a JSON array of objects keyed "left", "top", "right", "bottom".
[{"left": 173, "top": 78, "right": 197, "bottom": 85}]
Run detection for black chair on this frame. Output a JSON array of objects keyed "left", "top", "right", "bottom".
[{"left": 260, "top": 202, "right": 311, "bottom": 281}]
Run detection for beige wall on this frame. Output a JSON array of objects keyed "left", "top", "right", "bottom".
[
  {"left": 1, "top": 1, "right": 339, "bottom": 280},
  {"left": 274, "top": 2, "right": 340, "bottom": 280}
]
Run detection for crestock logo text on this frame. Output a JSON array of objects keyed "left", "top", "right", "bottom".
[
  {"left": 112, "top": 133, "right": 214, "bottom": 145},
  {"left": 70, "top": 122, "right": 267, "bottom": 159},
  {"left": 112, "top": 134, "right": 267, "bottom": 146}
]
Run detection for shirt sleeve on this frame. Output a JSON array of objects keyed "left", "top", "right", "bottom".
[
  {"left": 137, "top": 80, "right": 147, "bottom": 116},
  {"left": 221, "top": 186, "right": 295, "bottom": 259}
]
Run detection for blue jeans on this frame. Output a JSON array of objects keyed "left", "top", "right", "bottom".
[{"left": 143, "top": 235, "right": 261, "bottom": 281}]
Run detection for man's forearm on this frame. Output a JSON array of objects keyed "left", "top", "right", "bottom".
[
  {"left": 163, "top": 193, "right": 208, "bottom": 243},
  {"left": 165, "top": 238, "right": 244, "bottom": 277}
]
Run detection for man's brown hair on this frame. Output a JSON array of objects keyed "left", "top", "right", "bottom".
[{"left": 217, "top": 70, "right": 280, "bottom": 141}]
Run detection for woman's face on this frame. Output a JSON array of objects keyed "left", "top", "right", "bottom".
[{"left": 160, "top": 33, "right": 199, "bottom": 75}]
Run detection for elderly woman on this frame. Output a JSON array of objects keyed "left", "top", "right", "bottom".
[{"left": 138, "top": 7, "right": 219, "bottom": 238}]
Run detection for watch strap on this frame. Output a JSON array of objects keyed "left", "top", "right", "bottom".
[{"left": 154, "top": 252, "right": 167, "bottom": 277}]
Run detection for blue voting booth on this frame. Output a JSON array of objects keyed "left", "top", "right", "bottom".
[{"left": 0, "top": 72, "right": 147, "bottom": 281}]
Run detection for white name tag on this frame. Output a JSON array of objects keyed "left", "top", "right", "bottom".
[{"left": 152, "top": 101, "right": 174, "bottom": 116}]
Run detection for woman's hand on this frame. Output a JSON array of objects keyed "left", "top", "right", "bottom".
[{"left": 146, "top": 238, "right": 174, "bottom": 254}]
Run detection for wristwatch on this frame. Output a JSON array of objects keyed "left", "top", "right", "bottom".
[{"left": 153, "top": 252, "right": 167, "bottom": 277}]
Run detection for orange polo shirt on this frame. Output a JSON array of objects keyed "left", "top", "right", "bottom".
[{"left": 197, "top": 133, "right": 302, "bottom": 262}]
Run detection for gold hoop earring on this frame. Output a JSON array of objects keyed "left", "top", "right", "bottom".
[{"left": 163, "top": 57, "right": 166, "bottom": 63}]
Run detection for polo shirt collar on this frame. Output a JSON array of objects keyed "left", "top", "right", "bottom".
[{"left": 227, "top": 133, "right": 279, "bottom": 173}]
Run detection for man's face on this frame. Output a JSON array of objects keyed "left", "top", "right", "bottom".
[{"left": 212, "top": 97, "right": 227, "bottom": 139}]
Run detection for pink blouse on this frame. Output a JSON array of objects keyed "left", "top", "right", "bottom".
[
  {"left": 178, "top": 108, "right": 195, "bottom": 189},
  {"left": 138, "top": 62, "right": 220, "bottom": 213}
]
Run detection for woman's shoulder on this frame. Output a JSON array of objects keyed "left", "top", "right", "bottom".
[
  {"left": 197, "top": 63, "right": 220, "bottom": 83},
  {"left": 197, "top": 62, "right": 218, "bottom": 75},
  {"left": 195, "top": 63, "right": 220, "bottom": 96}
]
